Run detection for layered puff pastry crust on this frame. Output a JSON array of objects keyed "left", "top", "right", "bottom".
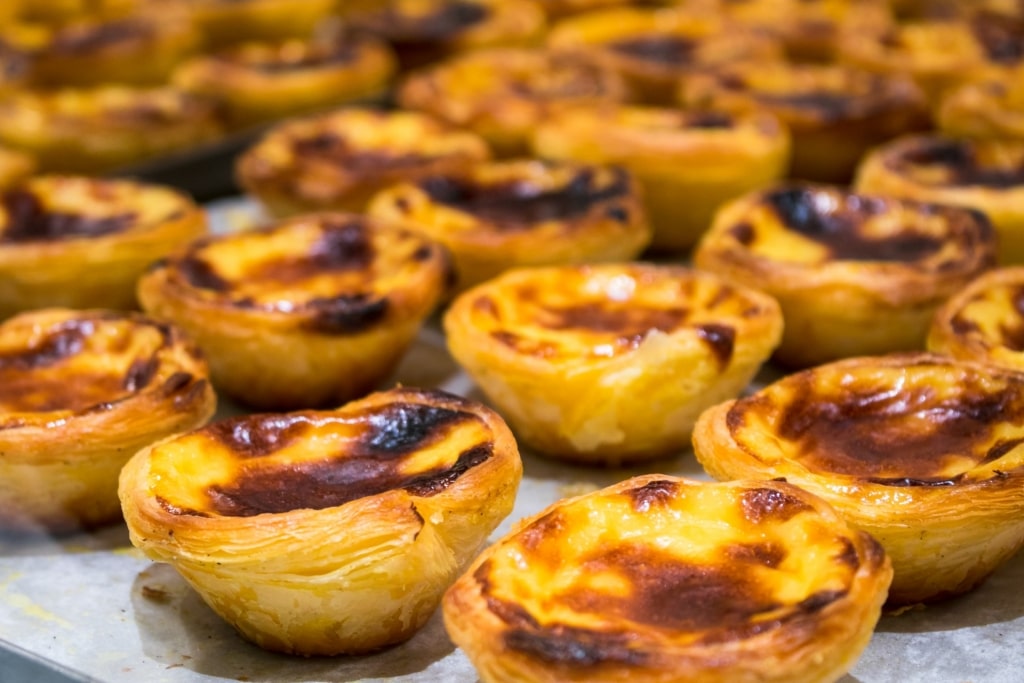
[
  {"left": 0, "top": 175, "right": 208, "bottom": 319},
  {"left": 136, "top": 212, "right": 451, "bottom": 411},
  {"left": 693, "top": 352, "right": 1024, "bottom": 605},
  {"left": 444, "top": 474, "right": 892, "bottom": 683},
  {"left": 532, "top": 105, "right": 790, "bottom": 252},
  {"left": 396, "top": 47, "right": 627, "bottom": 157},
  {"left": 854, "top": 135, "right": 1024, "bottom": 265},
  {"left": 119, "top": 387, "right": 522, "bottom": 656},
  {"left": 235, "top": 107, "right": 491, "bottom": 217},
  {"left": 693, "top": 184, "right": 997, "bottom": 368},
  {"left": 0, "top": 308, "right": 215, "bottom": 533},
  {"left": 443, "top": 263, "right": 783, "bottom": 465},
  {"left": 366, "top": 159, "right": 650, "bottom": 293}
]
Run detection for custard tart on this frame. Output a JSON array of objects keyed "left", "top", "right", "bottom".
[
  {"left": 0, "top": 175, "right": 207, "bottom": 319},
  {"left": 120, "top": 386, "right": 521, "bottom": 656},
  {"left": 137, "top": 213, "right": 451, "bottom": 411},
  {"left": 443, "top": 263, "right": 783, "bottom": 465},
  {"left": 854, "top": 135, "right": 1024, "bottom": 265},
  {"left": 693, "top": 352, "right": 1024, "bottom": 605},
  {"left": 532, "top": 105, "right": 789, "bottom": 251},
  {"left": 693, "top": 184, "right": 997, "bottom": 368},
  {"left": 444, "top": 474, "right": 892, "bottom": 683},
  {"left": 186, "top": 0, "right": 338, "bottom": 48},
  {"left": 367, "top": 160, "right": 650, "bottom": 292},
  {"left": 927, "top": 266, "right": 1024, "bottom": 372},
  {"left": 173, "top": 33, "right": 396, "bottom": 129},
  {"left": 680, "top": 62, "right": 930, "bottom": 183},
  {"left": 236, "top": 107, "right": 491, "bottom": 217},
  {"left": 938, "top": 77, "right": 1024, "bottom": 143},
  {"left": 0, "top": 85, "right": 223, "bottom": 174},
  {"left": 348, "top": 0, "right": 546, "bottom": 70},
  {"left": 396, "top": 47, "right": 627, "bottom": 157},
  {"left": 546, "top": 6, "right": 781, "bottom": 104},
  {"left": 0, "top": 308, "right": 215, "bottom": 533}
]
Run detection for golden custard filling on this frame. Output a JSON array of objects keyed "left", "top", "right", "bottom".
[
  {"left": 727, "top": 357, "right": 1024, "bottom": 486},
  {"left": 476, "top": 477, "right": 880, "bottom": 651},
  {"left": 146, "top": 397, "right": 495, "bottom": 518}
]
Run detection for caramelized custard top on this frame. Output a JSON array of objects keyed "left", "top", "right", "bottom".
[
  {"left": 361, "top": 0, "right": 491, "bottom": 43},
  {"left": 884, "top": 137, "right": 1024, "bottom": 189}
]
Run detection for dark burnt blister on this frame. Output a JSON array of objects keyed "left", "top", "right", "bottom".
[
  {"left": 740, "top": 487, "right": 813, "bottom": 524},
  {"left": 381, "top": 1, "right": 490, "bottom": 42},
  {"left": 627, "top": 479, "right": 679, "bottom": 512},
  {"left": 207, "top": 413, "right": 316, "bottom": 459},
  {"left": 609, "top": 35, "right": 697, "bottom": 66},
  {"left": 123, "top": 356, "right": 160, "bottom": 392},
  {"left": 541, "top": 301, "right": 689, "bottom": 337},
  {"left": 179, "top": 252, "right": 231, "bottom": 292},
  {"left": 685, "top": 111, "right": 735, "bottom": 129},
  {"left": 971, "top": 12, "right": 1024, "bottom": 65},
  {"left": 0, "top": 324, "right": 88, "bottom": 370},
  {"left": 0, "top": 190, "right": 135, "bottom": 244},
  {"left": 306, "top": 294, "right": 389, "bottom": 333},
  {"left": 695, "top": 323, "right": 735, "bottom": 369},
  {"left": 309, "top": 219, "right": 375, "bottom": 270},
  {"left": 896, "top": 139, "right": 1024, "bottom": 188}
]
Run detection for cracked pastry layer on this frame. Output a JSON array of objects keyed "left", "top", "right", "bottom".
[
  {"left": 137, "top": 212, "right": 451, "bottom": 410},
  {"left": 693, "top": 183, "right": 997, "bottom": 368},
  {"left": 443, "top": 263, "right": 782, "bottom": 464},
  {"left": 444, "top": 474, "right": 891, "bottom": 683},
  {"left": 119, "top": 386, "right": 522, "bottom": 656},
  {"left": 0, "top": 308, "right": 215, "bottom": 533},
  {"left": 236, "top": 107, "right": 491, "bottom": 217},
  {"left": 693, "top": 352, "right": 1024, "bottom": 605},
  {"left": 366, "top": 159, "right": 650, "bottom": 293},
  {"left": 0, "top": 175, "right": 208, "bottom": 319}
]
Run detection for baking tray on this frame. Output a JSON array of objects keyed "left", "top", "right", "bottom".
[{"left": 0, "top": 199, "right": 1022, "bottom": 683}]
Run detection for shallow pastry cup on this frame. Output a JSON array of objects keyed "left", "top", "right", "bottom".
[
  {"left": 119, "top": 386, "right": 522, "bottom": 656},
  {"left": 367, "top": 159, "right": 650, "bottom": 292},
  {"left": 445, "top": 474, "right": 892, "bottom": 683},
  {"left": 0, "top": 85, "right": 223, "bottom": 174},
  {"left": 236, "top": 107, "right": 492, "bottom": 218},
  {"left": 0, "top": 175, "right": 207, "bottom": 319},
  {"left": 348, "top": 0, "right": 546, "bottom": 70},
  {"left": 854, "top": 135, "right": 1024, "bottom": 265},
  {"left": 938, "top": 77, "right": 1024, "bottom": 143},
  {"left": 396, "top": 47, "right": 627, "bottom": 157},
  {"left": 444, "top": 263, "right": 783, "bottom": 465},
  {"left": 693, "top": 183, "right": 997, "bottom": 368},
  {"left": 137, "top": 212, "right": 451, "bottom": 411},
  {"left": 680, "top": 61, "right": 930, "bottom": 183},
  {"left": 173, "top": 34, "right": 396, "bottom": 129},
  {"left": 187, "top": 0, "right": 338, "bottom": 48},
  {"left": 0, "top": 308, "right": 215, "bottom": 533},
  {"left": 693, "top": 352, "right": 1024, "bottom": 605},
  {"left": 546, "top": 6, "right": 782, "bottom": 104},
  {"left": 532, "top": 105, "right": 790, "bottom": 251}
]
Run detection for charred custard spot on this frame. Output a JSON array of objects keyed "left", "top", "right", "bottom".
[
  {"left": 949, "top": 312, "right": 981, "bottom": 337},
  {"left": 542, "top": 302, "right": 689, "bottom": 338},
  {"left": 0, "top": 324, "right": 87, "bottom": 370},
  {"left": 161, "top": 371, "right": 194, "bottom": 394},
  {"left": 686, "top": 111, "right": 734, "bottom": 129},
  {"left": 833, "top": 537, "right": 859, "bottom": 570},
  {"left": 386, "top": 1, "right": 490, "bottom": 41},
  {"left": 206, "top": 414, "right": 316, "bottom": 459},
  {"left": 740, "top": 487, "right": 813, "bottom": 524},
  {"left": 695, "top": 323, "right": 735, "bottom": 369},
  {"left": 503, "top": 623, "right": 648, "bottom": 667},
  {"left": 0, "top": 190, "right": 134, "bottom": 244},
  {"left": 418, "top": 169, "right": 631, "bottom": 230},
  {"left": 517, "top": 509, "right": 568, "bottom": 553},
  {"left": 609, "top": 35, "right": 698, "bottom": 66},
  {"left": 305, "top": 294, "right": 389, "bottom": 334},
  {"left": 49, "top": 19, "right": 152, "bottom": 54},
  {"left": 357, "top": 402, "right": 469, "bottom": 456},
  {"left": 897, "top": 140, "right": 1024, "bottom": 188},
  {"left": 123, "top": 356, "right": 159, "bottom": 392},
  {"left": 627, "top": 479, "right": 678, "bottom": 512},
  {"left": 971, "top": 14, "right": 1024, "bottom": 65},
  {"left": 982, "top": 438, "right": 1024, "bottom": 464},
  {"left": 731, "top": 221, "right": 756, "bottom": 246},
  {"left": 763, "top": 187, "right": 944, "bottom": 262},
  {"left": 310, "top": 219, "right": 374, "bottom": 270},
  {"left": 179, "top": 253, "right": 230, "bottom": 292},
  {"left": 725, "top": 542, "right": 788, "bottom": 569}
]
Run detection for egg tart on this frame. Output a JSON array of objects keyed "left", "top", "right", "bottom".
[
  {"left": 0, "top": 85, "right": 223, "bottom": 174},
  {"left": 119, "top": 386, "right": 522, "bottom": 656},
  {"left": 444, "top": 263, "right": 782, "bottom": 465},
  {"left": 0, "top": 308, "right": 215, "bottom": 533},
  {"left": 938, "top": 77, "right": 1024, "bottom": 143},
  {"left": 532, "top": 105, "right": 789, "bottom": 251},
  {"left": 137, "top": 213, "right": 451, "bottom": 411},
  {"left": 445, "top": 474, "right": 892, "bottom": 683},
  {"left": 396, "top": 47, "right": 627, "bottom": 157},
  {"left": 693, "top": 184, "right": 997, "bottom": 368},
  {"left": 186, "top": 0, "right": 338, "bottom": 48},
  {"left": 0, "top": 175, "right": 207, "bottom": 319},
  {"left": 347, "top": 0, "right": 546, "bottom": 70},
  {"left": 680, "top": 62, "right": 930, "bottom": 183},
  {"left": 172, "top": 33, "right": 396, "bottom": 129},
  {"left": 367, "top": 159, "right": 650, "bottom": 293},
  {"left": 855, "top": 135, "right": 1024, "bottom": 265},
  {"left": 546, "top": 6, "right": 781, "bottom": 104},
  {"left": 236, "top": 108, "right": 491, "bottom": 217},
  {"left": 694, "top": 352, "right": 1024, "bottom": 605}
]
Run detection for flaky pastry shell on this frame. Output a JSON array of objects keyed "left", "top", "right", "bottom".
[
  {"left": 137, "top": 212, "right": 451, "bottom": 410},
  {"left": 444, "top": 263, "right": 783, "bottom": 465},
  {"left": 693, "top": 352, "right": 1024, "bottom": 605},
  {"left": 444, "top": 474, "right": 892, "bottom": 683},
  {"left": 693, "top": 183, "right": 997, "bottom": 368},
  {"left": 854, "top": 135, "right": 1024, "bottom": 265},
  {"left": 532, "top": 105, "right": 790, "bottom": 251},
  {"left": 0, "top": 308, "right": 215, "bottom": 533},
  {"left": 119, "top": 387, "right": 522, "bottom": 656},
  {"left": 0, "top": 175, "right": 208, "bottom": 319},
  {"left": 235, "top": 107, "right": 491, "bottom": 217},
  {"left": 366, "top": 159, "right": 650, "bottom": 293}
]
